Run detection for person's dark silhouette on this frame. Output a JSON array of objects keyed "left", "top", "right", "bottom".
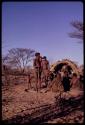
[{"left": 62, "top": 71, "right": 70, "bottom": 92}]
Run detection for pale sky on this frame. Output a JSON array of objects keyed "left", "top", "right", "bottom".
[{"left": 2, "top": 2, "right": 83, "bottom": 65}]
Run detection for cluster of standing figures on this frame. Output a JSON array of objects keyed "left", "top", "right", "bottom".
[
  {"left": 27, "top": 52, "right": 83, "bottom": 92},
  {"left": 33, "top": 52, "right": 50, "bottom": 91}
]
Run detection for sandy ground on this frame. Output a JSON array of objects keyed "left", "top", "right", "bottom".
[
  {"left": 2, "top": 83, "right": 56, "bottom": 120},
  {"left": 2, "top": 83, "right": 84, "bottom": 123}
]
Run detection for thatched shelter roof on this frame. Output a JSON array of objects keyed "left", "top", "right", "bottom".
[{"left": 50, "top": 59, "right": 79, "bottom": 75}]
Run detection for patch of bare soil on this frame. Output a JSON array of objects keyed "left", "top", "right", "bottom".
[
  {"left": 2, "top": 83, "right": 56, "bottom": 120},
  {"left": 2, "top": 83, "right": 84, "bottom": 124}
]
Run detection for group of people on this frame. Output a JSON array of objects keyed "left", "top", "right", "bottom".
[
  {"left": 47, "top": 70, "right": 81, "bottom": 93},
  {"left": 33, "top": 52, "right": 50, "bottom": 91},
  {"left": 26, "top": 52, "right": 83, "bottom": 93}
]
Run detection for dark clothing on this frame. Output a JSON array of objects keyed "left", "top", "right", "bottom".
[{"left": 62, "top": 76, "right": 70, "bottom": 92}]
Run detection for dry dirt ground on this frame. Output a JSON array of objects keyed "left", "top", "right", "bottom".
[
  {"left": 2, "top": 83, "right": 84, "bottom": 124},
  {"left": 2, "top": 83, "right": 56, "bottom": 120}
]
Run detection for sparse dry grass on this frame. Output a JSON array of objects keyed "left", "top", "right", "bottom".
[{"left": 2, "top": 75, "right": 84, "bottom": 123}]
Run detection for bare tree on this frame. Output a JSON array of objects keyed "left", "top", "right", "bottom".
[
  {"left": 69, "top": 21, "right": 83, "bottom": 42},
  {"left": 3, "top": 48, "right": 35, "bottom": 73}
]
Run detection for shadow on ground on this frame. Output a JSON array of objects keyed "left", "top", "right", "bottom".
[{"left": 2, "top": 95, "right": 84, "bottom": 124}]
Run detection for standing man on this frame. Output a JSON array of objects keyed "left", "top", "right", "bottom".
[
  {"left": 33, "top": 52, "right": 42, "bottom": 91},
  {"left": 41, "top": 56, "right": 50, "bottom": 87}
]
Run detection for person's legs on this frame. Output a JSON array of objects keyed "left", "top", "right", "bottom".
[
  {"left": 46, "top": 70, "right": 49, "bottom": 86},
  {"left": 43, "top": 70, "right": 48, "bottom": 87},
  {"left": 29, "top": 80, "right": 32, "bottom": 89},
  {"left": 34, "top": 70, "right": 39, "bottom": 91},
  {"left": 45, "top": 76, "right": 48, "bottom": 87},
  {"left": 27, "top": 75, "right": 31, "bottom": 90},
  {"left": 38, "top": 70, "right": 42, "bottom": 89}
]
